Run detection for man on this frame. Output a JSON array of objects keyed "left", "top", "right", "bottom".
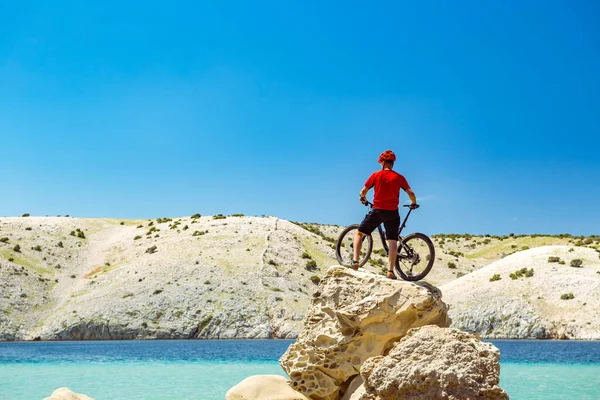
[{"left": 353, "top": 150, "right": 418, "bottom": 279}]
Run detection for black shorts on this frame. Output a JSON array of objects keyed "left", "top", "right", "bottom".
[{"left": 358, "top": 208, "right": 400, "bottom": 241}]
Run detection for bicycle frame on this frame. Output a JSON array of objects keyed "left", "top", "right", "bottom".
[{"left": 367, "top": 202, "right": 415, "bottom": 253}]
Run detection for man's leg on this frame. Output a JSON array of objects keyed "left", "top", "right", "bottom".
[
  {"left": 353, "top": 230, "right": 366, "bottom": 265},
  {"left": 387, "top": 240, "right": 398, "bottom": 275}
]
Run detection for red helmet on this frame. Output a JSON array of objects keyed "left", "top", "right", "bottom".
[{"left": 378, "top": 150, "right": 396, "bottom": 164}]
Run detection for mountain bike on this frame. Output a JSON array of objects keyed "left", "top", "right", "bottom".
[{"left": 335, "top": 201, "right": 435, "bottom": 281}]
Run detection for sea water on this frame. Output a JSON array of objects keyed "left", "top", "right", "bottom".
[{"left": 0, "top": 340, "right": 599, "bottom": 400}]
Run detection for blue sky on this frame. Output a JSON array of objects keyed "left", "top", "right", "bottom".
[{"left": 1, "top": 1, "right": 599, "bottom": 235}]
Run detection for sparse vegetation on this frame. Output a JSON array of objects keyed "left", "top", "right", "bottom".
[
  {"left": 489, "top": 274, "right": 501, "bottom": 282},
  {"left": 204, "top": 280, "right": 210, "bottom": 285},
  {"left": 560, "top": 293, "right": 574, "bottom": 300},
  {"left": 231, "top": 213, "right": 244, "bottom": 217},
  {"left": 134, "top": 235, "right": 142, "bottom": 240},
  {"left": 32, "top": 245, "right": 42, "bottom": 252},
  {"left": 213, "top": 214, "right": 226, "bottom": 220},
  {"left": 447, "top": 262, "right": 457, "bottom": 269},
  {"left": 70, "top": 228, "right": 86, "bottom": 239},
  {"left": 509, "top": 268, "right": 534, "bottom": 280},
  {"left": 268, "top": 259, "right": 277, "bottom": 266},
  {"left": 191, "top": 213, "right": 201, "bottom": 219},
  {"left": 25, "top": 227, "right": 32, "bottom": 231},
  {"left": 122, "top": 293, "right": 134, "bottom": 298},
  {"left": 13, "top": 244, "right": 21, "bottom": 253},
  {"left": 310, "top": 275, "right": 321, "bottom": 284},
  {"left": 22, "top": 213, "right": 30, "bottom": 217},
  {"left": 146, "top": 245, "right": 158, "bottom": 254},
  {"left": 305, "top": 260, "right": 317, "bottom": 271},
  {"left": 548, "top": 256, "right": 561, "bottom": 263},
  {"left": 301, "top": 252, "right": 312, "bottom": 259},
  {"left": 153, "top": 289, "right": 163, "bottom": 295},
  {"left": 192, "top": 230, "right": 206, "bottom": 236},
  {"left": 0, "top": 237, "right": 9, "bottom": 243},
  {"left": 570, "top": 259, "right": 583, "bottom": 268}
]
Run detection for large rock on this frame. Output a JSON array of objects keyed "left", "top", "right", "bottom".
[
  {"left": 357, "top": 325, "right": 509, "bottom": 400},
  {"left": 279, "top": 266, "right": 449, "bottom": 400},
  {"left": 226, "top": 375, "right": 310, "bottom": 400},
  {"left": 43, "top": 387, "right": 94, "bottom": 400}
]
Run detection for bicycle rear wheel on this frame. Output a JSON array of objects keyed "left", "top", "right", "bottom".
[
  {"left": 335, "top": 224, "right": 373, "bottom": 268},
  {"left": 395, "top": 232, "right": 435, "bottom": 281}
]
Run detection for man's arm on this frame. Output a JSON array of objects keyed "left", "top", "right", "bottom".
[
  {"left": 405, "top": 188, "right": 417, "bottom": 205},
  {"left": 359, "top": 186, "right": 370, "bottom": 203}
]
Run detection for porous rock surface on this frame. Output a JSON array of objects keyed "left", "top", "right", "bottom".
[
  {"left": 279, "top": 266, "right": 449, "bottom": 400},
  {"left": 43, "top": 387, "right": 94, "bottom": 400},
  {"left": 226, "top": 375, "right": 310, "bottom": 400},
  {"left": 356, "top": 325, "right": 509, "bottom": 400}
]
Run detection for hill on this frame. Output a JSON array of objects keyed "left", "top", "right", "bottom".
[
  {"left": 441, "top": 246, "right": 600, "bottom": 339},
  {"left": 0, "top": 215, "right": 345, "bottom": 340},
  {"left": 1, "top": 215, "right": 599, "bottom": 340}
]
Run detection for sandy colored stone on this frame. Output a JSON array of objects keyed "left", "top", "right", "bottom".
[
  {"left": 279, "top": 266, "right": 449, "bottom": 400},
  {"left": 43, "top": 387, "right": 94, "bottom": 400},
  {"left": 358, "top": 325, "right": 508, "bottom": 400},
  {"left": 225, "top": 375, "right": 310, "bottom": 400}
]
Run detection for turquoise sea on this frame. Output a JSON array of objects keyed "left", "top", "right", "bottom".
[{"left": 1, "top": 340, "right": 599, "bottom": 400}]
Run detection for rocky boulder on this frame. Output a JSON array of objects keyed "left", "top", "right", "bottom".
[
  {"left": 226, "top": 375, "right": 310, "bottom": 400},
  {"left": 279, "top": 266, "right": 449, "bottom": 400},
  {"left": 355, "top": 325, "right": 509, "bottom": 400},
  {"left": 43, "top": 387, "right": 94, "bottom": 400}
]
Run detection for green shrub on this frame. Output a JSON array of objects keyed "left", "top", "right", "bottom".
[
  {"left": 489, "top": 274, "right": 501, "bottom": 282},
  {"left": 301, "top": 252, "right": 311, "bottom": 259},
  {"left": 447, "top": 262, "right": 457, "bottom": 269},
  {"left": 32, "top": 245, "right": 42, "bottom": 252},
  {"left": 305, "top": 260, "right": 317, "bottom": 271},
  {"left": 0, "top": 237, "right": 9, "bottom": 243},
  {"left": 22, "top": 213, "right": 30, "bottom": 217},
  {"left": 570, "top": 259, "right": 583, "bottom": 268},
  {"left": 137, "top": 225, "right": 143, "bottom": 228},
  {"left": 13, "top": 244, "right": 21, "bottom": 252},
  {"left": 25, "top": 227, "right": 32, "bottom": 231},
  {"left": 559, "top": 260, "right": 566, "bottom": 265},
  {"left": 120, "top": 222, "right": 125, "bottom": 225},
  {"left": 134, "top": 235, "right": 142, "bottom": 240},
  {"left": 310, "top": 275, "right": 321, "bottom": 284},
  {"left": 268, "top": 259, "right": 277, "bottom": 266},
  {"left": 522, "top": 246, "right": 530, "bottom": 250},
  {"left": 510, "top": 268, "right": 534, "bottom": 279},
  {"left": 231, "top": 213, "right": 244, "bottom": 217},
  {"left": 70, "top": 274, "right": 76, "bottom": 279},
  {"left": 269, "top": 287, "right": 283, "bottom": 292},
  {"left": 213, "top": 214, "right": 226, "bottom": 220},
  {"left": 204, "top": 280, "right": 210, "bottom": 285},
  {"left": 560, "top": 293, "right": 574, "bottom": 300},
  {"left": 192, "top": 230, "right": 206, "bottom": 237},
  {"left": 122, "top": 293, "right": 134, "bottom": 298},
  {"left": 153, "top": 289, "right": 163, "bottom": 295},
  {"left": 548, "top": 256, "right": 561, "bottom": 263},
  {"left": 146, "top": 245, "right": 158, "bottom": 254},
  {"left": 275, "top": 297, "right": 283, "bottom": 301},
  {"left": 8, "top": 257, "right": 14, "bottom": 262},
  {"left": 482, "top": 239, "right": 491, "bottom": 245},
  {"left": 157, "top": 217, "right": 172, "bottom": 224},
  {"left": 191, "top": 213, "right": 201, "bottom": 219},
  {"left": 182, "top": 225, "right": 189, "bottom": 231}
]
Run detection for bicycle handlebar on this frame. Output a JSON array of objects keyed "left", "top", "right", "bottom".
[{"left": 363, "top": 201, "right": 419, "bottom": 210}]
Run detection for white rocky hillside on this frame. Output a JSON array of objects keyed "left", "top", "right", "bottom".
[
  {"left": 441, "top": 246, "right": 600, "bottom": 339},
  {"left": 0, "top": 214, "right": 362, "bottom": 341}
]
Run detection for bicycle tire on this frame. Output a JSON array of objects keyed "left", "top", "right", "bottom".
[
  {"left": 395, "top": 232, "right": 435, "bottom": 281},
  {"left": 335, "top": 224, "right": 373, "bottom": 268}
]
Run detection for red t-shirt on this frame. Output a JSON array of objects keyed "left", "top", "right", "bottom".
[{"left": 364, "top": 170, "right": 410, "bottom": 210}]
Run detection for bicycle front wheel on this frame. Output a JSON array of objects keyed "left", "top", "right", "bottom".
[
  {"left": 335, "top": 224, "right": 373, "bottom": 268},
  {"left": 395, "top": 232, "right": 435, "bottom": 281}
]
